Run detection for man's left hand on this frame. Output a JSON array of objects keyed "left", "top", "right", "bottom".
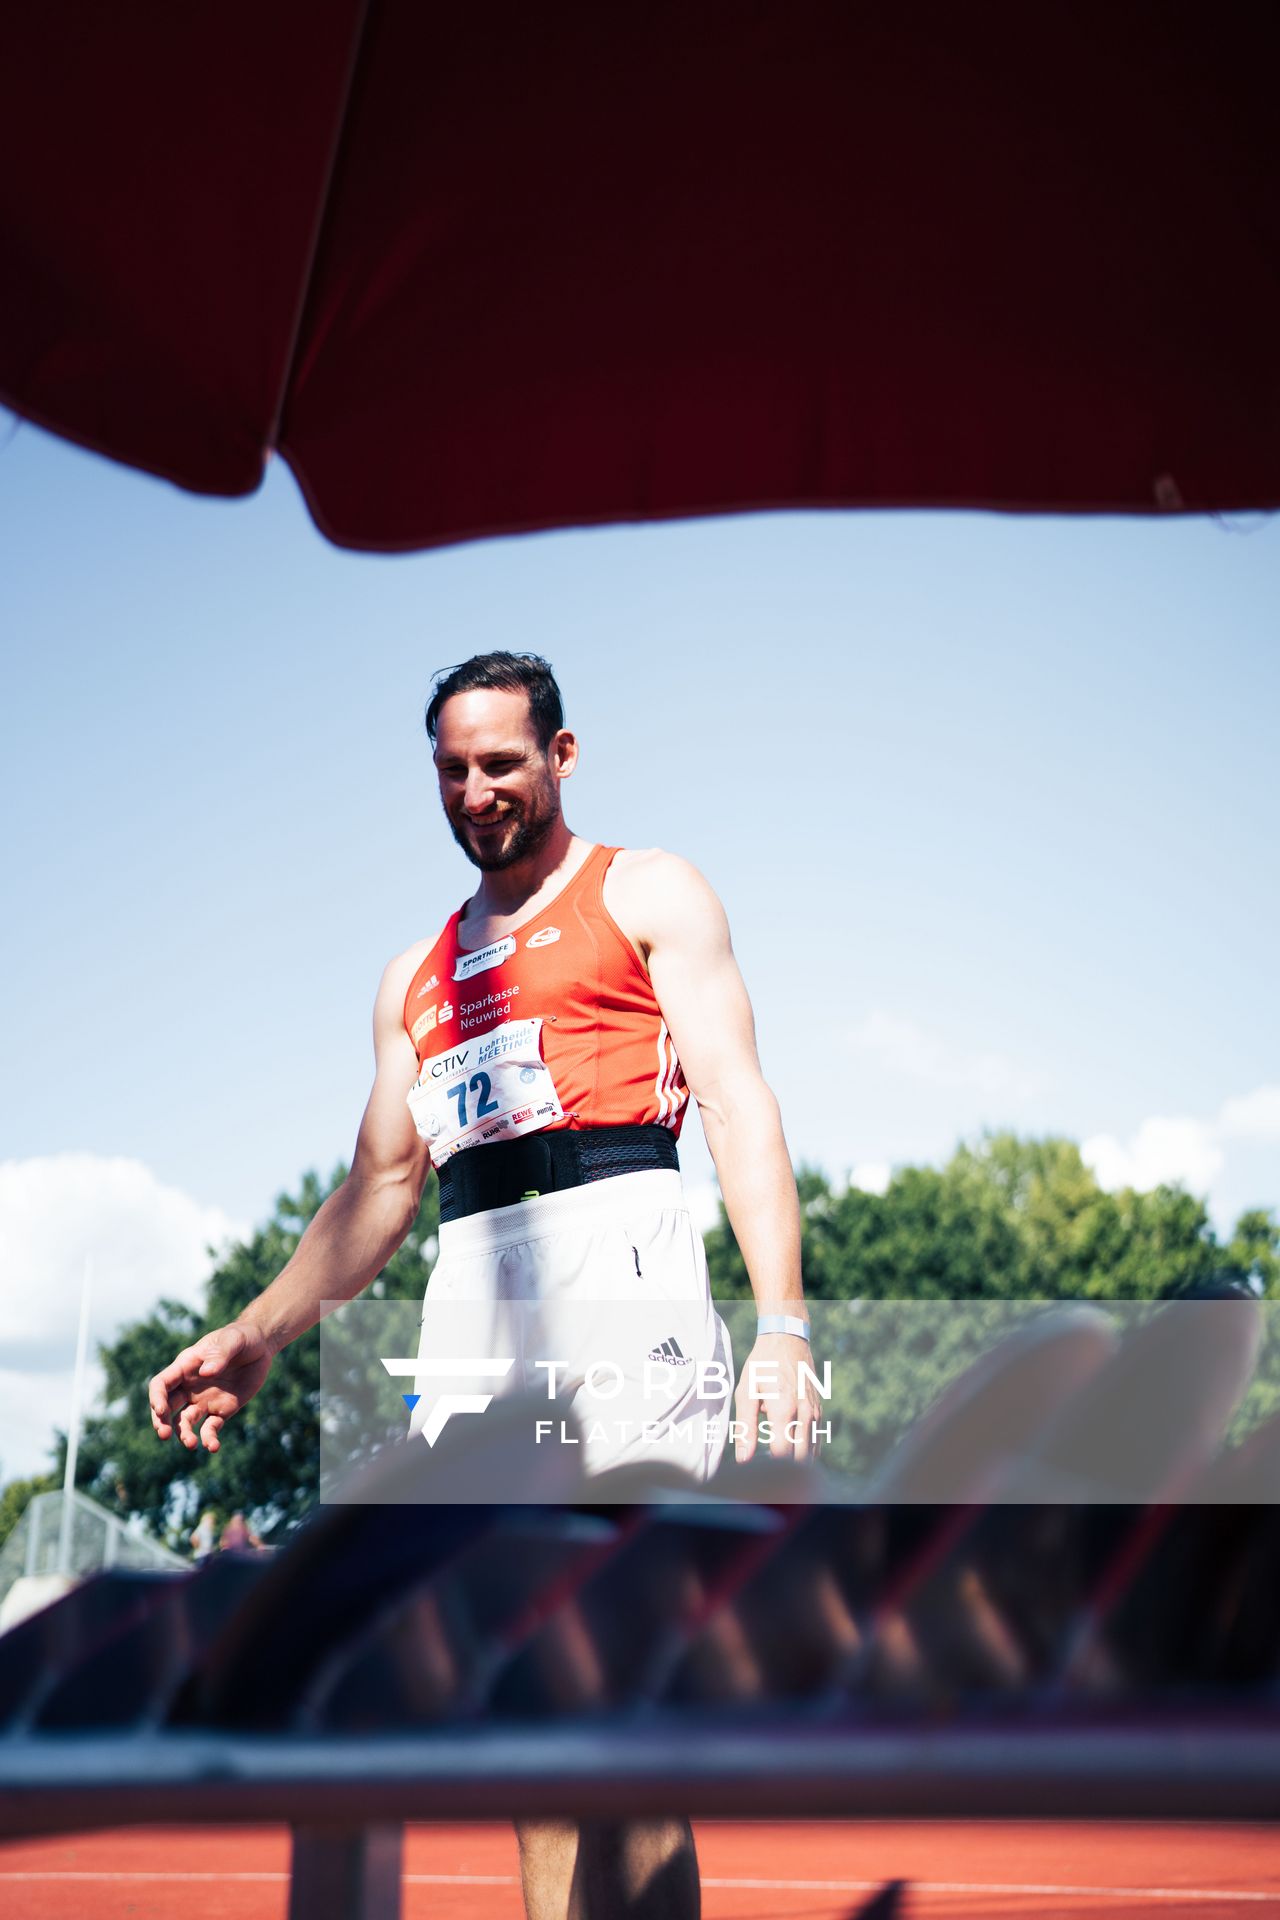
[{"left": 733, "top": 1331, "right": 821, "bottom": 1464}]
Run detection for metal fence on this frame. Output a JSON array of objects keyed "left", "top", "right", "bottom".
[{"left": 0, "top": 1488, "right": 185, "bottom": 1611}]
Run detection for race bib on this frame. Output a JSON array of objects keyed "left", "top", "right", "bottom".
[{"left": 407, "top": 1017, "right": 563, "bottom": 1166}]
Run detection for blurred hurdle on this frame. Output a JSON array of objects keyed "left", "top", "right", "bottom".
[{"left": 3, "top": 1302, "right": 1279, "bottom": 1920}]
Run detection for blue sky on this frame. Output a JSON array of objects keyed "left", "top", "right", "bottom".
[{"left": 2, "top": 414, "right": 1277, "bottom": 1476}]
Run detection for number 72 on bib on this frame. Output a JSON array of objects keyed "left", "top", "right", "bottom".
[{"left": 406, "top": 1017, "right": 564, "bottom": 1164}]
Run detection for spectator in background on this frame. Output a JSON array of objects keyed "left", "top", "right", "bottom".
[
  {"left": 189, "top": 1508, "right": 217, "bottom": 1562},
  {"left": 220, "top": 1511, "right": 262, "bottom": 1551}
]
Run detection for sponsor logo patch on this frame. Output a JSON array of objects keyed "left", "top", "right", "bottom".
[
  {"left": 526, "top": 926, "right": 561, "bottom": 948},
  {"left": 415, "top": 974, "right": 440, "bottom": 999},
  {"left": 410, "top": 1006, "right": 438, "bottom": 1044},
  {"left": 454, "top": 937, "right": 516, "bottom": 982}
]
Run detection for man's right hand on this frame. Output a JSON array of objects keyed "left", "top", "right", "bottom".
[
  {"left": 145, "top": 947, "right": 433, "bottom": 1457},
  {"left": 148, "top": 1322, "right": 274, "bottom": 1453}
]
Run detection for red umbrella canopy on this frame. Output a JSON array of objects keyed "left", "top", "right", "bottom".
[{"left": 3, "top": 1, "right": 1278, "bottom": 550}]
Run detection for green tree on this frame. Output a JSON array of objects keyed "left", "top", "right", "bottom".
[
  {"left": 703, "top": 1132, "right": 1273, "bottom": 1475},
  {"left": 1225, "top": 1209, "right": 1280, "bottom": 1295},
  {"left": 1221, "top": 1210, "right": 1280, "bottom": 1439},
  {"left": 706, "top": 1132, "right": 1231, "bottom": 1305},
  {"left": 0, "top": 1471, "right": 58, "bottom": 1555},
  {"left": 71, "top": 1166, "right": 439, "bottom": 1549}
]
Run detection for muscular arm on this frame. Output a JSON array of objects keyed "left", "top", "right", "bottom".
[
  {"left": 611, "top": 851, "right": 816, "bottom": 1461},
  {"left": 149, "top": 953, "right": 434, "bottom": 1451}
]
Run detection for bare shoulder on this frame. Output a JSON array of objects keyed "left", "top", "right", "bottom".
[
  {"left": 382, "top": 934, "right": 435, "bottom": 991},
  {"left": 605, "top": 847, "right": 729, "bottom": 954},
  {"left": 609, "top": 846, "right": 719, "bottom": 895},
  {"left": 374, "top": 936, "right": 436, "bottom": 1028}
]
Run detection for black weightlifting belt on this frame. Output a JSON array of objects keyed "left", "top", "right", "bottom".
[{"left": 436, "top": 1124, "right": 679, "bottom": 1224}]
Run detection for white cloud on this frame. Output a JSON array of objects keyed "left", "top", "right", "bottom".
[
  {"left": 1082, "top": 1086, "right": 1280, "bottom": 1205},
  {"left": 0, "top": 1155, "right": 247, "bottom": 1479},
  {"left": 846, "top": 1009, "right": 1037, "bottom": 1101},
  {"left": 851, "top": 1162, "right": 891, "bottom": 1196},
  {"left": 0, "top": 1363, "right": 91, "bottom": 1481},
  {"left": 1081, "top": 1117, "right": 1225, "bottom": 1196},
  {"left": 1217, "top": 1085, "right": 1280, "bottom": 1143}
]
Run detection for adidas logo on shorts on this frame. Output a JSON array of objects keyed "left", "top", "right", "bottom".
[{"left": 646, "top": 1336, "right": 691, "bottom": 1366}]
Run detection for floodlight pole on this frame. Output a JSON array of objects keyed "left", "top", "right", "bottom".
[{"left": 56, "top": 1256, "right": 92, "bottom": 1578}]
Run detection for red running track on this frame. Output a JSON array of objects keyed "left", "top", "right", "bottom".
[{"left": 1, "top": 1821, "right": 1277, "bottom": 1918}]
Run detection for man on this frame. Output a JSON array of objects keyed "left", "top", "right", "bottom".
[{"left": 150, "top": 651, "right": 815, "bottom": 1918}]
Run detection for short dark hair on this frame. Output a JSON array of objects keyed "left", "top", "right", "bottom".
[{"left": 424, "top": 651, "right": 565, "bottom": 752}]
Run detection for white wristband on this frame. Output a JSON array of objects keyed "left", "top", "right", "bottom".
[{"left": 756, "top": 1313, "right": 811, "bottom": 1341}]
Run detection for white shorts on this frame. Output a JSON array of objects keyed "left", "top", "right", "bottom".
[{"left": 414, "top": 1168, "right": 734, "bottom": 1482}]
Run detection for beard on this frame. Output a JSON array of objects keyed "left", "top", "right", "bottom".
[{"left": 447, "top": 777, "right": 560, "bottom": 872}]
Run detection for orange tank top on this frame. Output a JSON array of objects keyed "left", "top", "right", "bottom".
[{"left": 402, "top": 844, "right": 688, "bottom": 1166}]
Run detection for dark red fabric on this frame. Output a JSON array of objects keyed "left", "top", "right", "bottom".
[
  {"left": 3, "top": 2, "right": 1278, "bottom": 549},
  {"left": 0, "top": 2, "right": 364, "bottom": 496}
]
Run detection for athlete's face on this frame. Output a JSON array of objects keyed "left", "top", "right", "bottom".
[{"left": 433, "top": 688, "right": 575, "bottom": 871}]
